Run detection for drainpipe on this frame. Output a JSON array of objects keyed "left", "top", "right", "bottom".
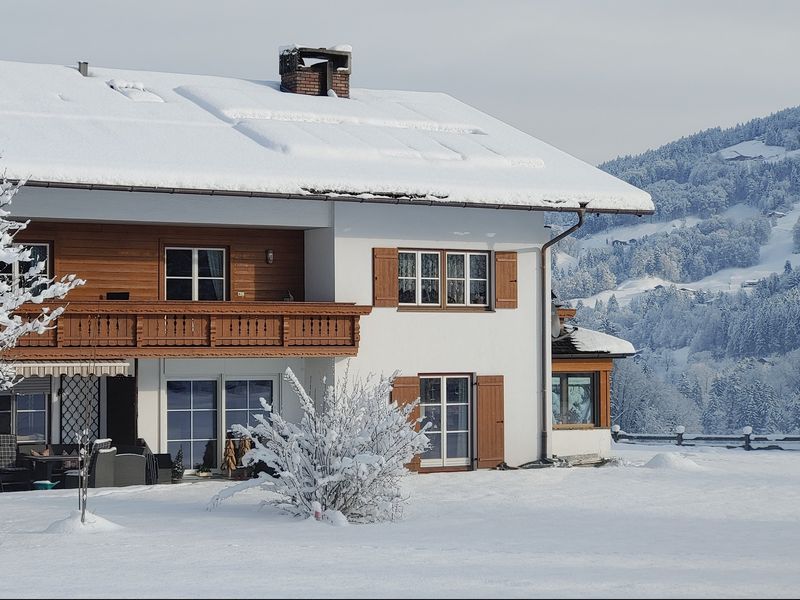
[{"left": 539, "top": 207, "right": 585, "bottom": 460}]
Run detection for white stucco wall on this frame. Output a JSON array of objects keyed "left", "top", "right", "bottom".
[
  {"left": 551, "top": 429, "right": 612, "bottom": 459},
  {"left": 330, "top": 202, "right": 547, "bottom": 466}
]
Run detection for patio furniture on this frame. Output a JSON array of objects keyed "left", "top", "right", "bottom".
[
  {"left": 24, "top": 454, "right": 80, "bottom": 483},
  {"left": 155, "top": 453, "right": 173, "bottom": 484},
  {"left": 32, "top": 480, "right": 59, "bottom": 490},
  {"left": 113, "top": 453, "right": 146, "bottom": 487},
  {"left": 0, "top": 433, "right": 33, "bottom": 492},
  {"left": 63, "top": 439, "right": 114, "bottom": 489}
]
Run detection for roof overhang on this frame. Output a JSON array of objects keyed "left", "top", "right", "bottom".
[
  {"left": 13, "top": 360, "right": 132, "bottom": 378},
  {"left": 18, "top": 179, "right": 656, "bottom": 216}
]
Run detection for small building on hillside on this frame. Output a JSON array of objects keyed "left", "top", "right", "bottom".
[{"left": 551, "top": 306, "right": 636, "bottom": 462}]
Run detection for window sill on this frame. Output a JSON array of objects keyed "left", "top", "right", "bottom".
[
  {"left": 418, "top": 465, "right": 472, "bottom": 474},
  {"left": 553, "top": 424, "right": 599, "bottom": 430},
  {"left": 397, "top": 306, "right": 493, "bottom": 313}
]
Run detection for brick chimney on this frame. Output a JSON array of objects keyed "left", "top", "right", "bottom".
[{"left": 279, "top": 45, "right": 351, "bottom": 98}]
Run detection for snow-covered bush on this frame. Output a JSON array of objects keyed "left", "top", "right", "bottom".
[
  {"left": 0, "top": 179, "right": 84, "bottom": 389},
  {"left": 215, "top": 367, "right": 429, "bottom": 524}
]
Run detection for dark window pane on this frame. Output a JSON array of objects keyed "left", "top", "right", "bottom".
[
  {"left": 447, "top": 254, "right": 464, "bottom": 278},
  {"left": 167, "top": 381, "right": 191, "bottom": 410},
  {"left": 446, "top": 378, "right": 469, "bottom": 404},
  {"left": 0, "top": 395, "right": 12, "bottom": 412},
  {"left": 0, "top": 412, "right": 12, "bottom": 434},
  {"left": 16, "top": 394, "right": 46, "bottom": 411},
  {"left": 447, "top": 280, "right": 465, "bottom": 304},
  {"left": 167, "top": 411, "right": 191, "bottom": 440},
  {"left": 16, "top": 412, "right": 46, "bottom": 442},
  {"left": 166, "top": 249, "right": 193, "bottom": 277},
  {"left": 399, "top": 279, "right": 416, "bottom": 303},
  {"left": 552, "top": 377, "right": 562, "bottom": 425},
  {"left": 198, "top": 279, "right": 225, "bottom": 301},
  {"left": 193, "top": 411, "right": 217, "bottom": 440},
  {"left": 470, "top": 254, "right": 487, "bottom": 279},
  {"left": 420, "top": 405, "right": 441, "bottom": 432},
  {"left": 225, "top": 410, "right": 249, "bottom": 433},
  {"left": 421, "top": 279, "right": 439, "bottom": 304},
  {"left": 225, "top": 380, "right": 248, "bottom": 410},
  {"left": 0, "top": 263, "right": 11, "bottom": 275},
  {"left": 398, "top": 252, "right": 416, "bottom": 278},
  {"left": 420, "top": 378, "right": 441, "bottom": 404},
  {"left": 566, "top": 376, "right": 593, "bottom": 424},
  {"left": 469, "top": 280, "right": 487, "bottom": 305},
  {"left": 192, "top": 381, "right": 217, "bottom": 410},
  {"left": 194, "top": 440, "right": 217, "bottom": 469},
  {"left": 447, "top": 432, "right": 469, "bottom": 459},
  {"left": 446, "top": 405, "right": 469, "bottom": 431},
  {"left": 197, "top": 250, "right": 224, "bottom": 277},
  {"left": 168, "top": 441, "right": 190, "bottom": 464},
  {"left": 248, "top": 380, "right": 273, "bottom": 409},
  {"left": 422, "top": 432, "right": 441, "bottom": 460},
  {"left": 166, "top": 278, "right": 192, "bottom": 300},
  {"left": 421, "top": 253, "right": 439, "bottom": 278}
]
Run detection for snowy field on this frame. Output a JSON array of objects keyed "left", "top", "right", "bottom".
[{"left": 1, "top": 445, "right": 798, "bottom": 598}]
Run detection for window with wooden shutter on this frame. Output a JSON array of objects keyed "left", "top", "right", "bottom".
[
  {"left": 494, "top": 252, "right": 517, "bottom": 309},
  {"left": 373, "top": 248, "right": 398, "bottom": 307},
  {"left": 390, "top": 376, "right": 421, "bottom": 471},
  {"left": 475, "top": 375, "right": 504, "bottom": 469}
]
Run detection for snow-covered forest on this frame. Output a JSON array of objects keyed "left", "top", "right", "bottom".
[{"left": 553, "top": 106, "right": 800, "bottom": 434}]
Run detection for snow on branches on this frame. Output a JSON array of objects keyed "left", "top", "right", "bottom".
[
  {"left": 0, "top": 179, "right": 84, "bottom": 389},
  {"left": 212, "top": 367, "right": 429, "bottom": 524}
]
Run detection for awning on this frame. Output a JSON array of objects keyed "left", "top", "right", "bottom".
[{"left": 12, "top": 360, "right": 132, "bottom": 378}]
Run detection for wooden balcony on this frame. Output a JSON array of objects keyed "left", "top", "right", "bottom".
[{"left": 8, "top": 302, "right": 372, "bottom": 359}]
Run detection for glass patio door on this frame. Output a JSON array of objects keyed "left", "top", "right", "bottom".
[{"left": 419, "top": 375, "right": 471, "bottom": 468}]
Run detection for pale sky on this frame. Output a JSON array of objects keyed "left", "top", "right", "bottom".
[{"left": 1, "top": 0, "right": 798, "bottom": 165}]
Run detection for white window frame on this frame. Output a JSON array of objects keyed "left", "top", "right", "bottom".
[
  {"left": 419, "top": 375, "right": 472, "bottom": 468},
  {"left": 0, "top": 242, "right": 50, "bottom": 293},
  {"left": 0, "top": 392, "right": 49, "bottom": 444},
  {"left": 445, "top": 252, "right": 489, "bottom": 307},
  {"left": 398, "top": 250, "right": 441, "bottom": 307},
  {"left": 165, "top": 378, "right": 220, "bottom": 472},
  {"left": 222, "top": 376, "right": 280, "bottom": 437},
  {"left": 164, "top": 247, "right": 227, "bottom": 301}
]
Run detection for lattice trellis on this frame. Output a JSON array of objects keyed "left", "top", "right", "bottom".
[{"left": 60, "top": 375, "right": 100, "bottom": 444}]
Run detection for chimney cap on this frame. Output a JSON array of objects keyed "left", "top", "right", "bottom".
[
  {"left": 77, "top": 61, "right": 89, "bottom": 77},
  {"left": 279, "top": 45, "right": 351, "bottom": 75}
]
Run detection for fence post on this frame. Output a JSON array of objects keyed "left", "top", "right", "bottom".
[
  {"left": 611, "top": 424, "right": 620, "bottom": 442},
  {"left": 675, "top": 425, "right": 685, "bottom": 446},
  {"left": 743, "top": 426, "right": 753, "bottom": 451}
]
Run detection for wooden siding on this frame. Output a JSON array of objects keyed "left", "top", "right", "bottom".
[
  {"left": 9, "top": 302, "right": 371, "bottom": 359},
  {"left": 16, "top": 222, "right": 304, "bottom": 302},
  {"left": 390, "top": 376, "right": 421, "bottom": 472},
  {"left": 494, "top": 251, "right": 518, "bottom": 309},
  {"left": 475, "top": 375, "right": 505, "bottom": 468},
  {"left": 552, "top": 358, "right": 613, "bottom": 429}
]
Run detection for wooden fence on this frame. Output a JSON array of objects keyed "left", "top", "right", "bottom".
[{"left": 611, "top": 425, "right": 800, "bottom": 451}]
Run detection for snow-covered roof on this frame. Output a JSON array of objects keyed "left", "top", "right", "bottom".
[
  {"left": 0, "top": 60, "right": 653, "bottom": 213},
  {"left": 553, "top": 326, "right": 636, "bottom": 357}
]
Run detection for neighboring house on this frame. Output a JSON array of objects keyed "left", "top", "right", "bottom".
[
  {"left": 551, "top": 307, "right": 636, "bottom": 461},
  {"left": 0, "top": 47, "right": 652, "bottom": 473}
]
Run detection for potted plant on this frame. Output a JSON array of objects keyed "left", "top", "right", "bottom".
[
  {"left": 172, "top": 448, "right": 185, "bottom": 482},
  {"left": 196, "top": 465, "right": 212, "bottom": 478}
]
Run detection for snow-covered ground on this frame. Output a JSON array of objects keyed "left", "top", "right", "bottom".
[{"left": 1, "top": 445, "right": 798, "bottom": 598}]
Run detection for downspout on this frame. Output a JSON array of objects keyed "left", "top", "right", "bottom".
[{"left": 538, "top": 207, "right": 585, "bottom": 460}]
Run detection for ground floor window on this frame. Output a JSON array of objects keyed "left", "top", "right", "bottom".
[
  {"left": 167, "top": 380, "right": 218, "bottom": 470},
  {"left": 552, "top": 373, "right": 596, "bottom": 426},
  {"left": 0, "top": 393, "right": 48, "bottom": 443},
  {"left": 419, "top": 375, "right": 471, "bottom": 467},
  {"left": 224, "top": 379, "right": 274, "bottom": 435}
]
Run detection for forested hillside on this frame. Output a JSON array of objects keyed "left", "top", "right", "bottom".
[{"left": 553, "top": 106, "right": 800, "bottom": 435}]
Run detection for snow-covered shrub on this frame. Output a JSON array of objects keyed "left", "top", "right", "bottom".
[{"left": 214, "top": 367, "right": 429, "bottom": 524}]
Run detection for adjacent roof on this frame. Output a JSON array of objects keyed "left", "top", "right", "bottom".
[
  {"left": 0, "top": 60, "right": 653, "bottom": 214},
  {"left": 552, "top": 326, "right": 636, "bottom": 358}
]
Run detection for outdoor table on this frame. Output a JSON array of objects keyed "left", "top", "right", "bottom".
[{"left": 24, "top": 455, "right": 80, "bottom": 482}]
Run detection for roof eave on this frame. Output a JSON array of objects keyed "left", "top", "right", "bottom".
[{"left": 17, "top": 179, "right": 656, "bottom": 216}]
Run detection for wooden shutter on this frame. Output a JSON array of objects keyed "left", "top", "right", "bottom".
[
  {"left": 373, "top": 248, "right": 399, "bottom": 307},
  {"left": 476, "top": 375, "right": 505, "bottom": 469},
  {"left": 494, "top": 252, "right": 517, "bottom": 309},
  {"left": 391, "top": 376, "right": 421, "bottom": 472}
]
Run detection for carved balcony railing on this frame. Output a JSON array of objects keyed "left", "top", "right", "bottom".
[{"left": 7, "top": 302, "right": 372, "bottom": 359}]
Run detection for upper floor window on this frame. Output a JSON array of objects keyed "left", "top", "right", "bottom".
[
  {"left": 0, "top": 243, "right": 50, "bottom": 296},
  {"left": 165, "top": 248, "right": 226, "bottom": 301},
  {"left": 398, "top": 249, "right": 489, "bottom": 308}
]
